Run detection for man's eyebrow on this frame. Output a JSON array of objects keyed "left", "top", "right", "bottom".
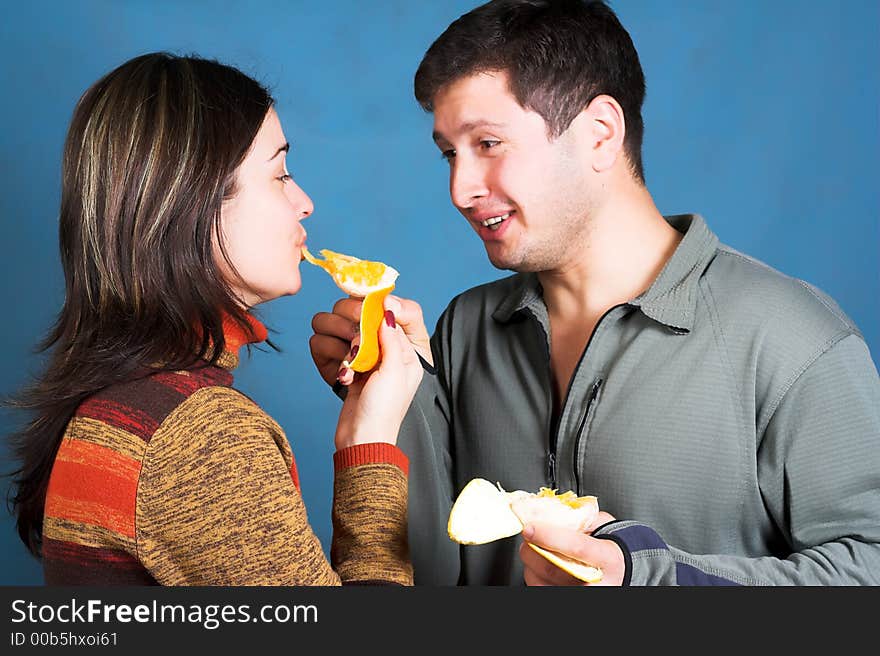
[
  {"left": 267, "top": 143, "right": 290, "bottom": 161},
  {"left": 433, "top": 121, "right": 507, "bottom": 144}
]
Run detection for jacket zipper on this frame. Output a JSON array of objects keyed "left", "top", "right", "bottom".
[
  {"left": 547, "top": 452, "right": 557, "bottom": 487},
  {"left": 525, "top": 310, "right": 557, "bottom": 488},
  {"left": 573, "top": 378, "right": 603, "bottom": 494},
  {"left": 547, "top": 303, "right": 627, "bottom": 490}
]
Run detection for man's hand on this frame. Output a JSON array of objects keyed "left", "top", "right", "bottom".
[
  {"left": 310, "top": 297, "right": 361, "bottom": 387},
  {"left": 519, "top": 511, "right": 625, "bottom": 586},
  {"left": 310, "top": 294, "right": 432, "bottom": 388}
]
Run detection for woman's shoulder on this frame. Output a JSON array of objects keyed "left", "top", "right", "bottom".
[
  {"left": 138, "top": 377, "right": 296, "bottom": 513},
  {"left": 145, "top": 374, "right": 290, "bottom": 466},
  {"left": 70, "top": 367, "right": 291, "bottom": 482},
  {"left": 162, "top": 382, "right": 281, "bottom": 437},
  {"left": 72, "top": 366, "right": 242, "bottom": 443}
]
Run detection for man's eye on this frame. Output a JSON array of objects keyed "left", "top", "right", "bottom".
[{"left": 440, "top": 149, "right": 456, "bottom": 161}]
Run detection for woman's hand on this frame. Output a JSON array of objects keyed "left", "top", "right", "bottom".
[{"left": 333, "top": 307, "right": 423, "bottom": 450}]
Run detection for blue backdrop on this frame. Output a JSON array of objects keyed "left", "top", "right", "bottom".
[{"left": 1, "top": 1, "right": 877, "bottom": 585}]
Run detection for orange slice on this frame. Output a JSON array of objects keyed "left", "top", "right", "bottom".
[
  {"left": 527, "top": 543, "right": 604, "bottom": 584},
  {"left": 302, "top": 246, "right": 399, "bottom": 372},
  {"left": 447, "top": 478, "right": 523, "bottom": 545},
  {"left": 507, "top": 487, "right": 599, "bottom": 532},
  {"left": 447, "top": 478, "right": 603, "bottom": 583}
]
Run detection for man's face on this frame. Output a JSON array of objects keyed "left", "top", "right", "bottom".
[{"left": 431, "top": 71, "right": 594, "bottom": 272}]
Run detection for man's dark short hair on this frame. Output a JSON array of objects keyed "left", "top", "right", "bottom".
[{"left": 415, "top": 0, "right": 647, "bottom": 183}]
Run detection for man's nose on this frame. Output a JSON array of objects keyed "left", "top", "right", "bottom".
[{"left": 449, "top": 156, "right": 489, "bottom": 210}]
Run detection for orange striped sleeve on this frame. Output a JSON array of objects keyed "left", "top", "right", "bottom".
[{"left": 44, "top": 439, "right": 141, "bottom": 538}]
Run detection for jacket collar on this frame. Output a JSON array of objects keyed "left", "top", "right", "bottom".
[{"left": 493, "top": 214, "right": 719, "bottom": 333}]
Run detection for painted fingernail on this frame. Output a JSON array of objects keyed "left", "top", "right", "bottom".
[
  {"left": 522, "top": 525, "right": 534, "bottom": 540},
  {"left": 384, "top": 310, "right": 396, "bottom": 328},
  {"left": 341, "top": 344, "right": 358, "bottom": 370}
]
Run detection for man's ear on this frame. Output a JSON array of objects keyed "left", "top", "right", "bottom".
[{"left": 583, "top": 94, "right": 626, "bottom": 173}]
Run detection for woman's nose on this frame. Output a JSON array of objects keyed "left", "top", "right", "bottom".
[{"left": 289, "top": 181, "right": 314, "bottom": 219}]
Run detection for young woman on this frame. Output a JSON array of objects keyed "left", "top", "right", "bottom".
[{"left": 7, "top": 52, "right": 422, "bottom": 585}]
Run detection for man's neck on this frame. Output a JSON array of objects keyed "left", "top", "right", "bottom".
[{"left": 538, "top": 183, "right": 682, "bottom": 320}]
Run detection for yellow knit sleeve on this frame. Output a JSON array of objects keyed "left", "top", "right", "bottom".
[{"left": 332, "top": 445, "right": 412, "bottom": 585}]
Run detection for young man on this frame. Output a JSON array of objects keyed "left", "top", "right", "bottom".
[{"left": 310, "top": 0, "right": 880, "bottom": 585}]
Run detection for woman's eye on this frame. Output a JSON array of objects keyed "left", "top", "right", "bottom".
[
  {"left": 480, "top": 140, "right": 500, "bottom": 150},
  {"left": 278, "top": 173, "right": 292, "bottom": 183}
]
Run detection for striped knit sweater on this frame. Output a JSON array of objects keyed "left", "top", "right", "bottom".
[{"left": 42, "top": 315, "right": 412, "bottom": 585}]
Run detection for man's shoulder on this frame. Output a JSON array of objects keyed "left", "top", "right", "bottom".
[
  {"left": 704, "top": 244, "right": 861, "bottom": 343},
  {"left": 428, "top": 273, "right": 527, "bottom": 341},
  {"left": 444, "top": 272, "right": 524, "bottom": 312}
]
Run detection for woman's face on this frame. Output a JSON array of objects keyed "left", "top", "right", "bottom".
[{"left": 216, "top": 108, "right": 313, "bottom": 307}]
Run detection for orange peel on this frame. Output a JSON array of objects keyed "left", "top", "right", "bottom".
[
  {"left": 302, "top": 246, "right": 399, "bottom": 372},
  {"left": 447, "top": 478, "right": 603, "bottom": 583}
]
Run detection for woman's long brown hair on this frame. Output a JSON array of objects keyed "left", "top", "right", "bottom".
[{"left": 6, "top": 52, "right": 274, "bottom": 556}]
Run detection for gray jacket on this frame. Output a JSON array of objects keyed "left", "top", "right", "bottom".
[{"left": 398, "top": 214, "right": 880, "bottom": 585}]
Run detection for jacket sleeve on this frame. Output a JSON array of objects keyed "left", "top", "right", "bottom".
[
  {"left": 594, "top": 335, "right": 880, "bottom": 585},
  {"left": 137, "top": 386, "right": 412, "bottom": 585},
  {"left": 395, "top": 304, "right": 461, "bottom": 585}
]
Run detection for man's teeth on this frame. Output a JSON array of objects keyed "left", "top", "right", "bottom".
[{"left": 481, "top": 213, "right": 510, "bottom": 228}]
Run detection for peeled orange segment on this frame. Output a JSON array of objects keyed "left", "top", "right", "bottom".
[
  {"left": 302, "top": 246, "right": 399, "bottom": 372},
  {"left": 528, "top": 543, "right": 604, "bottom": 584},
  {"left": 301, "top": 246, "right": 398, "bottom": 297},
  {"left": 448, "top": 478, "right": 523, "bottom": 545},
  {"left": 509, "top": 488, "right": 599, "bottom": 532},
  {"left": 447, "top": 477, "right": 604, "bottom": 582}
]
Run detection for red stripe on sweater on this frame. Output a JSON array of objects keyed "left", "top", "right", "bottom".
[
  {"left": 333, "top": 442, "right": 409, "bottom": 476},
  {"left": 45, "top": 440, "right": 140, "bottom": 538},
  {"left": 150, "top": 370, "right": 206, "bottom": 396},
  {"left": 152, "top": 367, "right": 234, "bottom": 395},
  {"left": 77, "top": 398, "right": 158, "bottom": 442},
  {"left": 290, "top": 457, "right": 301, "bottom": 491},
  {"left": 42, "top": 538, "right": 157, "bottom": 585},
  {"left": 177, "top": 364, "right": 234, "bottom": 388}
]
